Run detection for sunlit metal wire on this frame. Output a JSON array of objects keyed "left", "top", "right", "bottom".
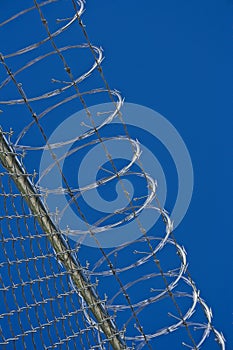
[{"left": 0, "top": 1, "right": 225, "bottom": 349}]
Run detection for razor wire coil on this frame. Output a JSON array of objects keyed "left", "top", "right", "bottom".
[{"left": 0, "top": 1, "right": 225, "bottom": 349}]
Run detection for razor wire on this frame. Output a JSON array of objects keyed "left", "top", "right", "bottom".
[{"left": 0, "top": 1, "right": 226, "bottom": 349}]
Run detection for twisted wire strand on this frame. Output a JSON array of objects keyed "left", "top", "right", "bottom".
[
  {"left": 0, "top": 1, "right": 225, "bottom": 349},
  {"left": 1, "top": 1, "right": 150, "bottom": 347},
  {"left": 2, "top": 0, "right": 157, "bottom": 346}
]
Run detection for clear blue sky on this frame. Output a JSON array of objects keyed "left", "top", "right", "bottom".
[
  {"left": 0, "top": 0, "right": 232, "bottom": 349},
  {"left": 86, "top": 1, "right": 233, "bottom": 347}
]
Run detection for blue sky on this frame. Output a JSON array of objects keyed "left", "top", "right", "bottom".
[
  {"left": 0, "top": 0, "right": 232, "bottom": 349},
  {"left": 87, "top": 1, "right": 232, "bottom": 347}
]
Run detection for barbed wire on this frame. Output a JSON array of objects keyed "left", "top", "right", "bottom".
[{"left": 0, "top": 1, "right": 225, "bottom": 349}]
